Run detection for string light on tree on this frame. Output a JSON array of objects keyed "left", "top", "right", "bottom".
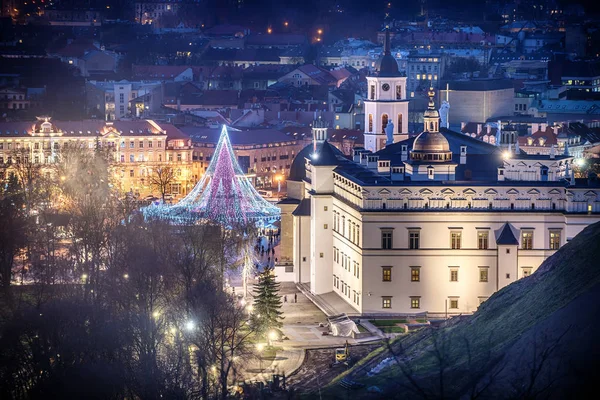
[{"left": 142, "top": 125, "right": 280, "bottom": 227}]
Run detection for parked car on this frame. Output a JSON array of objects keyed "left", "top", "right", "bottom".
[{"left": 258, "top": 190, "right": 273, "bottom": 198}]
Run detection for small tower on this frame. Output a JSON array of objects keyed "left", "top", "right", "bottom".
[
  {"left": 364, "top": 28, "right": 409, "bottom": 153},
  {"left": 312, "top": 117, "right": 328, "bottom": 154},
  {"left": 423, "top": 87, "right": 440, "bottom": 133}
]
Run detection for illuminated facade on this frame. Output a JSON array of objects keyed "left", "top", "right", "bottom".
[
  {"left": 284, "top": 94, "right": 600, "bottom": 316},
  {"left": 0, "top": 118, "right": 196, "bottom": 199},
  {"left": 364, "top": 30, "right": 409, "bottom": 153}
]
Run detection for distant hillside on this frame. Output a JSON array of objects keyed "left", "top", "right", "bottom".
[{"left": 328, "top": 222, "right": 600, "bottom": 399}]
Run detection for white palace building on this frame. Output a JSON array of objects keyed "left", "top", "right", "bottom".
[{"left": 277, "top": 42, "right": 600, "bottom": 316}]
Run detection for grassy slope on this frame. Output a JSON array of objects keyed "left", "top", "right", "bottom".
[{"left": 324, "top": 221, "right": 600, "bottom": 398}]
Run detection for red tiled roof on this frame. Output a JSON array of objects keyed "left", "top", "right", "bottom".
[
  {"left": 296, "top": 64, "right": 337, "bottom": 86},
  {"left": 0, "top": 119, "right": 176, "bottom": 137},
  {"left": 518, "top": 126, "right": 558, "bottom": 146}
]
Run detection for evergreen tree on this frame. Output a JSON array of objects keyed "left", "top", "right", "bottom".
[{"left": 252, "top": 266, "right": 283, "bottom": 336}]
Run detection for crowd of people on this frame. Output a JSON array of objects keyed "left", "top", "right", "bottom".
[{"left": 254, "top": 227, "right": 281, "bottom": 270}]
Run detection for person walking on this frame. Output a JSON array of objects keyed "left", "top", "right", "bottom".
[
  {"left": 284, "top": 295, "right": 287, "bottom": 303},
  {"left": 294, "top": 293, "right": 297, "bottom": 303}
]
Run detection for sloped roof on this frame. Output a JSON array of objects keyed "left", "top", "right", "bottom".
[
  {"left": 292, "top": 198, "right": 311, "bottom": 216},
  {"left": 246, "top": 33, "right": 306, "bottom": 46},
  {"left": 293, "top": 64, "right": 337, "bottom": 86},
  {"left": 496, "top": 223, "right": 519, "bottom": 245},
  {"left": 518, "top": 126, "right": 558, "bottom": 146},
  {"left": 312, "top": 140, "right": 340, "bottom": 166},
  {"left": 182, "top": 127, "right": 295, "bottom": 146},
  {"left": 132, "top": 65, "right": 191, "bottom": 80}
]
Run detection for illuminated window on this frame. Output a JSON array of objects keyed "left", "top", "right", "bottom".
[
  {"left": 382, "top": 267, "right": 392, "bottom": 282},
  {"left": 382, "top": 297, "right": 392, "bottom": 308},
  {"left": 368, "top": 114, "right": 373, "bottom": 132},
  {"left": 478, "top": 231, "right": 489, "bottom": 249},
  {"left": 411, "top": 297, "right": 420, "bottom": 308},
  {"left": 411, "top": 267, "right": 420, "bottom": 282},
  {"left": 521, "top": 231, "right": 533, "bottom": 250},
  {"left": 397, "top": 114, "right": 403, "bottom": 134},
  {"left": 450, "top": 231, "right": 462, "bottom": 249},
  {"left": 549, "top": 230, "right": 561, "bottom": 250},
  {"left": 381, "top": 114, "right": 388, "bottom": 133}
]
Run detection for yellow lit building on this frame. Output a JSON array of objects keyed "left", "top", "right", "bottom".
[{"left": 0, "top": 117, "right": 197, "bottom": 199}]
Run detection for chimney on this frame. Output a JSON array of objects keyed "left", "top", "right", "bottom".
[
  {"left": 460, "top": 145, "right": 467, "bottom": 164},
  {"left": 552, "top": 125, "right": 559, "bottom": 135},
  {"left": 461, "top": 121, "right": 466, "bottom": 131},
  {"left": 487, "top": 125, "right": 491, "bottom": 134},
  {"left": 427, "top": 165, "right": 435, "bottom": 180},
  {"left": 477, "top": 123, "right": 482, "bottom": 134},
  {"left": 531, "top": 123, "right": 538, "bottom": 133},
  {"left": 401, "top": 144, "right": 408, "bottom": 161},
  {"left": 540, "top": 123, "right": 547, "bottom": 132},
  {"left": 497, "top": 166, "right": 505, "bottom": 181}
]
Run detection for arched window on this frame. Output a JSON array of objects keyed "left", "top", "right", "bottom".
[
  {"left": 396, "top": 85, "right": 402, "bottom": 100},
  {"left": 430, "top": 121, "right": 434, "bottom": 131},
  {"left": 368, "top": 114, "right": 373, "bottom": 132},
  {"left": 397, "top": 114, "right": 403, "bottom": 134},
  {"left": 381, "top": 114, "right": 389, "bottom": 133}
]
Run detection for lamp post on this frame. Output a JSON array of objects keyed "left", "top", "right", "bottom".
[
  {"left": 256, "top": 343, "right": 265, "bottom": 374},
  {"left": 275, "top": 175, "right": 282, "bottom": 194},
  {"left": 268, "top": 330, "right": 277, "bottom": 347}
]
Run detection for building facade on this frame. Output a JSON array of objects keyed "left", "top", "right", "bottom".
[
  {"left": 182, "top": 126, "right": 305, "bottom": 189},
  {"left": 281, "top": 92, "right": 600, "bottom": 316},
  {"left": 0, "top": 118, "right": 196, "bottom": 199},
  {"left": 86, "top": 80, "right": 163, "bottom": 121},
  {"left": 407, "top": 53, "right": 445, "bottom": 96},
  {"left": 440, "top": 80, "right": 515, "bottom": 126}
]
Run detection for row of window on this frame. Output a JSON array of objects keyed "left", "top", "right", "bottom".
[
  {"left": 333, "top": 275, "right": 360, "bottom": 306},
  {"left": 333, "top": 210, "right": 360, "bottom": 246},
  {"left": 367, "top": 113, "right": 404, "bottom": 134},
  {"left": 380, "top": 229, "right": 561, "bottom": 250},
  {"left": 410, "top": 64, "right": 439, "bottom": 71},
  {"left": 0, "top": 140, "right": 165, "bottom": 151},
  {"left": 380, "top": 265, "right": 532, "bottom": 283},
  {"left": 333, "top": 246, "right": 360, "bottom": 278},
  {"left": 414, "top": 74, "right": 438, "bottom": 81},
  {"left": 381, "top": 297, "right": 469, "bottom": 310}
]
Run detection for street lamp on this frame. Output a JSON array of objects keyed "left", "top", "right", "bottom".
[
  {"left": 268, "top": 330, "right": 277, "bottom": 346},
  {"left": 275, "top": 175, "right": 282, "bottom": 194},
  {"left": 256, "top": 343, "right": 265, "bottom": 373},
  {"left": 185, "top": 320, "right": 196, "bottom": 332}
]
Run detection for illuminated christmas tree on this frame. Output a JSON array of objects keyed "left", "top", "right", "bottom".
[{"left": 142, "top": 125, "right": 280, "bottom": 226}]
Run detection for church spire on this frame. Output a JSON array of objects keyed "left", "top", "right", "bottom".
[
  {"left": 384, "top": 28, "right": 391, "bottom": 56},
  {"left": 423, "top": 87, "right": 440, "bottom": 132},
  {"left": 312, "top": 116, "right": 328, "bottom": 153}
]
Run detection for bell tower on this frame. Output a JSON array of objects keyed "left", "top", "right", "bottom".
[{"left": 364, "top": 29, "right": 409, "bottom": 153}]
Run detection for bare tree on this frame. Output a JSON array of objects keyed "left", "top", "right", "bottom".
[
  {"left": 149, "top": 166, "right": 176, "bottom": 202},
  {"left": 0, "top": 174, "right": 28, "bottom": 304},
  {"left": 188, "top": 280, "right": 255, "bottom": 400}
]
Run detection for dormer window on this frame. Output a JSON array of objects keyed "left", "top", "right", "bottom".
[{"left": 41, "top": 121, "right": 52, "bottom": 133}]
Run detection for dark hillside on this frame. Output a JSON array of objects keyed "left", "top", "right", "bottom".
[{"left": 326, "top": 222, "right": 600, "bottom": 399}]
